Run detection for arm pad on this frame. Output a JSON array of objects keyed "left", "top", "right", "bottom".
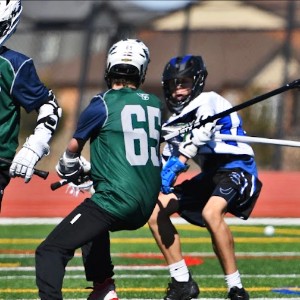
[
  {"left": 23, "top": 134, "right": 50, "bottom": 158},
  {"left": 35, "top": 90, "right": 62, "bottom": 142}
]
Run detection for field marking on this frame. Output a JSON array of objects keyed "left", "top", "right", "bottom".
[
  {"left": 1, "top": 218, "right": 299, "bottom": 300},
  {"left": 28, "top": 299, "right": 300, "bottom": 300},
  {"left": 0, "top": 217, "right": 300, "bottom": 225},
  {"left": 1, "top": 274, "right": 300, "bottom": 279},
  {"left": 0, "top": 287, "right": 299, "bottom": 293},
  {"left": 1, "top": 251, "right": 300, "bottom": 259},
  {"left": 37, "top": 297, "right": 299, "bottom": 300},
  {"left": 1, "top": 237, "right": 300, "bottom": 244},
  {"left": 1, "top": 265, "right": 300, "bottom": 273}
]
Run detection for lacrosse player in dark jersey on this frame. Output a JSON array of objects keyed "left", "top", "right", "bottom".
[
  {"left": 35, "top": 39, "right": 162, "bottom": 300},
  {"left": 0, "top": 0, "right": 61, "bottom": 210}
]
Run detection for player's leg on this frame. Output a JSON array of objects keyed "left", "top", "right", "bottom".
[
  {"left": 82, "top": 233, "right": 118, "bottom": 300},
  {"left": 202, "top": 169, "right": 260, "bottom": 300},
  {"left": 148, "top": 192, "right": 183, "bottom": 264},
  {"left": 203, "top": 195, "right": 236, "bottom": 273},
  {"left": 82, "top": 233, "right": 114, "bottom": 283},
  {"left": 35, "top": 199, "right": 116, "bottom": 300},
  {"left": 148, "top": 192, "right": 199, "bottom": 300},
  {"left": 203, "top": 196, "right": 249, "bottom": 300}
]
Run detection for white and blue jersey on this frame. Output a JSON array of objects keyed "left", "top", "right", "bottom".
[{"left": 162, "top": 91, "right": 258, "bottom": 177}]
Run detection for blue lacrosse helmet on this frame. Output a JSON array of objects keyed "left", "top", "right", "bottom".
[{"left": 162, "top": 55, "right": 208, "bottom": 114}]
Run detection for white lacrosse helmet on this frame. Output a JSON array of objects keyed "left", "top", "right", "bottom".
[
  {"left": 105, "top": 38, "right": 150, "bottom": 88},
  {"left": 0, "top": 0, "right": 22, "bottom": 46}
]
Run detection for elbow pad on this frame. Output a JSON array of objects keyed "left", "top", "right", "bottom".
[{"left": 36, "top": 90, "right": 62, "bottom": 135}]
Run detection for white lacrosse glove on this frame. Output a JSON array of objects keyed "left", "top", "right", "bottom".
[
  {"left": 191, "top": 121, "right": 215, "bottom": 146},
  {"left": 61, "top": 154, "right": 93, "bottom": 197},
  {"left": 179, "top": 134, "right": 198, "bottom": 158},
  {"left": 56, "top": 151, "right": 90, "bottom": 184},
  {"left": 9, "top": 135, "right": 50, "bottom": 183},
  {"left": 79, "top": 155, "right": 91, "bottom": 174}
]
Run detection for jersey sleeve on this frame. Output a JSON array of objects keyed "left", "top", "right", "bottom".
[
  {"left": 12, "top": 59, "right": 49, "bottom": 112},
  {"left": 73, "top": 94, "right": 108, "bottom": 141}
]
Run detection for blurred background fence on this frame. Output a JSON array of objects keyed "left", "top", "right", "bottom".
[{"left": 5, "top": 0, "right": 300, "bottom": 171}]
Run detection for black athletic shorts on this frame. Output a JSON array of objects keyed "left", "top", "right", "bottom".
[
  {"left": 0, "top": 168, "right": 11, "bottom": 211},
  {"left": 173, "top": 167, "right": 262, "bottom": 227}
]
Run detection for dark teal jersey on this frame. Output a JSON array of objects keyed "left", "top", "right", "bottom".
[
  {"left": 0, "top": 47, "right": 49, "bottom": 165},
  {"left": 73, "top": 87, "right": 162, "bottom": 228}
]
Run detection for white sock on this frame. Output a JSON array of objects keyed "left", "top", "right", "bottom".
[
  {"left": 225, "top": 270, "right": 243, "bottom": 291},
  {"left": 169, "top": 259, "right": 189, "bottom": 282}
]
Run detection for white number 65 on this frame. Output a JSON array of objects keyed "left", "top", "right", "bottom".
[{"left": 121, "top": 105, "right": 161, "bottom": 166}]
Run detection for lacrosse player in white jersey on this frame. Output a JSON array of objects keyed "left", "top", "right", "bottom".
[{"left": 148, "top": 55, "right": 262, "bottom": 300}]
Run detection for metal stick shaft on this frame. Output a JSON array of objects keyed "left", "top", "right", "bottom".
[
  {"left": 162, "top": 79, "right": 300, "bottom": 142},
  {"left": 215, "top": 133, "right": 300, "bottom": 147}
]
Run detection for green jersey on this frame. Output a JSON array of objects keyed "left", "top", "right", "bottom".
[
  {"left": 73, "top": 87, "right": 162, "bottom": 229},
  {"left": 0, "top": 47, "right": 49, "bottom": 165}
]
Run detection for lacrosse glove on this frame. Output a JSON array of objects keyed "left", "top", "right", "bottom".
[
  {"left": 56, "top": 151, "right": 90, "bottom": 185},
  {"left": 191, "top": 122, "right": 215, "bottom": 146},
  {"left": 191, "top": 115, "right": 216, "bottom": 146},
  {"left": 9, "top": 135, "right": 50, "bottom": 183},
  {"left": 179, "top": 134, "right": 198, "bottom": 158},
  {"left": 161, "top": 156, "right": 189, "bottom": 194}
]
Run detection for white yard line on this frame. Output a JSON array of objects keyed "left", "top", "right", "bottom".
[
  {"left": 1, "top": 273, "right": 300, "bottom": 279},
  {"left": 58, "top": 297, "right": 300, "bottom": 300},
  {"left": 1, "top": 251, "right": 300, "bottom": 259},
  {"left": 9, "top": 298, "right": 300, "bottom": 300},
  {"left": 0, "top": 217, "right": 300, "bottom": 225}
]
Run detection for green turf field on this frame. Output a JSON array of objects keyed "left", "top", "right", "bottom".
[{"left": 0, "top": 219, "right": 300, "bottom": 299}]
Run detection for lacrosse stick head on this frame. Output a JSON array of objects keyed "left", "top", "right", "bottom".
[
  {"left": 104, "top": 39, "right": 150, "bottom": 88},
  {"left": 0, "top": 0, "right": 22, "bottom": 46},
  {"left": 162, "top": 55, "right": 208, "bottom": 114},
  {"left": 66, "top": 180, "right": 94, "bottom": 197}
]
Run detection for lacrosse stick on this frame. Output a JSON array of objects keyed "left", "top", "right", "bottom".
[
  {"left": 51, "top": 174, "right": 93, "bottom": 195},
  {"left": 50, "top": 179, "right": 68, "bottom": 190},
  {"left": 214, "top": 133, "right": 300, "bottom": 147},
  {"left": 0, "top": 157, "right": 49, "bottom": 179},
  {"left": 66, "top": 180, "right": 94, "bottom": 196},
  {"left": 162, "top": 79, "right": 300, "bottom": 142}
]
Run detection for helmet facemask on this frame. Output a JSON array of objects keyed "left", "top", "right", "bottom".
[
  {"left": 0, "top": 0, "right": 22, "bottom": 46},
  {"left": 162, "top": 55, "right": 208, "bottom": 114}
]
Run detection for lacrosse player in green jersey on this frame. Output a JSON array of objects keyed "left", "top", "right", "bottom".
[
  {"left": 0, "top": 0, "right": 62, "bottom": 210},
  {"left": 35, "top": 39, "right": 162, "bottom": 300}
]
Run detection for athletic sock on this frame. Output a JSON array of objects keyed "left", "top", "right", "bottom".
[
  {"left": 225, "top": 270, "right": 243, "bottom": 291},
  {"left": 169, "top": 259, "right": 189, "bottom": 282}
]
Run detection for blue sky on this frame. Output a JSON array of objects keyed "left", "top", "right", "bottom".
[{"left": 129, "top": 0, "right": 193, "bottom": 11}]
